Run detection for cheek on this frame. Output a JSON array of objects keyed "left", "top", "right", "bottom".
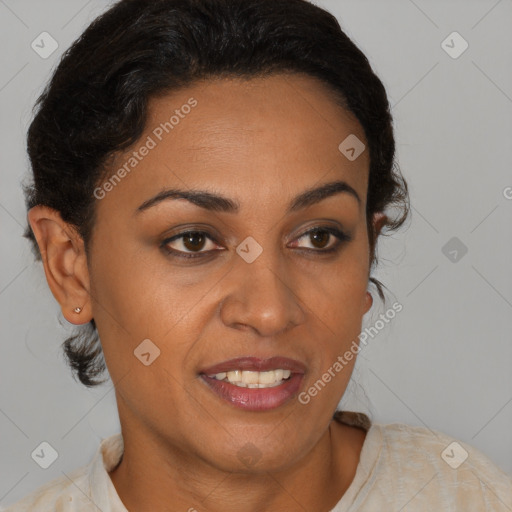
[
  {"left": 300, "top": 242, "right": 369, "bottom": 373},
  {"left": 88, "top": 235, "right": 216, "bottom": 383},
  {"left": 305, "top": 242, "right": 369, "bottom": 323},
  {"left": 297, "top": 270, "right": 365, "bottom": 413},
  {"left": 88, "top": 229, "right": 185, "bottom": 337}
]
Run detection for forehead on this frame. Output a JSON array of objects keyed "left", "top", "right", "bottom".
[
  {"left": 148, "top": 72, "right": 365, "bottom": 157},
  {"left": 99, "top": 73, "right": 369, "bottom": 215}
]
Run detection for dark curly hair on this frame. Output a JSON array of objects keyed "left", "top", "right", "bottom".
[{"left": 23, "top": 0, "right": 410, "bottom": 387}]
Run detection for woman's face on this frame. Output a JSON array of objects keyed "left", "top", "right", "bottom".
[{"left": 89, "top": 73, "right": 373, "bottom": 472}]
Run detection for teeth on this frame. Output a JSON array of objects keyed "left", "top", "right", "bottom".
[
  {"left": 210, "top": 369, "right": 292, "bottom": 388},
  {"left": 226, "top": 370, "right": 241, "bottom": 382}
]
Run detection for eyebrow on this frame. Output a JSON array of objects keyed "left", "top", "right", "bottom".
[{"left": 135, "top": 179, "right": 361, "bottom": 215}]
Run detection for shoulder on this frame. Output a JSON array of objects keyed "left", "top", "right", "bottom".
[
  {"left": 369, "top": 422, "right": 512, "bottom": 510},
  {"left": 1, "top": 465, "right": 91, "bottom": 511},
  {"left": 1, "top": 433, "right": 123, "bottom": 512}
]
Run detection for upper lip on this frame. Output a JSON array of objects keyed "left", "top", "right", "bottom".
[{"left": 200, "top": 356, "right": 307, "bottom": 376}]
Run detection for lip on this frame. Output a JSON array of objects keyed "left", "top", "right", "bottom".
[
  {"left": 200, "top": 373, "right": 304, "bottom": 411},
  {"left": 199, "top": 356, "right": 307, "bottom": 376},
  {"left": 199, "top": 356, "right": 307, "bottom": 412}
]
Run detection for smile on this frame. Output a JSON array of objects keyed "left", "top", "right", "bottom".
[
  {"left": 206, "top": 369, "right": 292, "bottom": 388},
  {"left": 199, "top": 356, "right": 306, "bottom": 411}
]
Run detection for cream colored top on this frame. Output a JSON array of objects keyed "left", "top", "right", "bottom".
[{"left": 3, "top": 412, "right": 511, "bottom": 511}]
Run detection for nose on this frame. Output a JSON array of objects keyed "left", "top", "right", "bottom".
[{"left": 219, "top": 250, "right": 306, "bottom": 337}]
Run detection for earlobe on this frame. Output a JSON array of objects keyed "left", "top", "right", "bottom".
[
  {"left": 27, "top": 206, "right": 92, "bottom": 325},
  {"left": 363, "top": 290, "right": 373, "bottom": 314}
]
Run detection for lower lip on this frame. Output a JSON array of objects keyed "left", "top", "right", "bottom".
[{"left": 200, "top": 374, "right": 304, "bottom": 411}]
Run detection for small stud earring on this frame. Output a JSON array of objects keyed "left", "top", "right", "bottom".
[{"left": 73, "top": 307, "right": 83, "bottom": 314}]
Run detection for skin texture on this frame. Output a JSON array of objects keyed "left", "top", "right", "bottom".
[{"left": 28, "top": 73, "right": 386, "bottom": 512}]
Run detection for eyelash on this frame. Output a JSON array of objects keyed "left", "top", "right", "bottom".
[{"left": 161, "top": 226, "right": 351, "bottom": 260}]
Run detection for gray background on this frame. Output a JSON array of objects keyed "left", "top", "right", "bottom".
[{"left": 1, "top": 0, "right": 511, "bottom": 506}]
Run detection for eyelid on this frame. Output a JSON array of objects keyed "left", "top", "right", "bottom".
[
  {"left": 290, "top": 225, "right": 351, "bottom": 250},
  {"left": 161, "top": 223, "right": 351, "bottom": 259},
  {"left": 161, "top": 230, "right": 222, "bottom": 258}
]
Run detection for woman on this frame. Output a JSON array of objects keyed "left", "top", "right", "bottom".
[{"left": 5, "top": 0, "right": 511, "bottom": 510}]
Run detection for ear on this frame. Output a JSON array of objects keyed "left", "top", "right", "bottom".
[
  {"left": 367, "top": 210, "right": 387, "bottom": 259},
  {"left": 362, "top": 211, "right": 388, "bottom": 315},
  {"left": 27, "top": 206, "right": 92, "bottom": 325},
  {"left": 372, "top": 211, "right": 387, "bottom": 238},
  {"left": 363, "top": 290, "right": 373, "bottom": 315}
]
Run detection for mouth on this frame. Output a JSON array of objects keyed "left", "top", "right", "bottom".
[{"left": 199, "top": 356, "right": 306, "bottom": 411}]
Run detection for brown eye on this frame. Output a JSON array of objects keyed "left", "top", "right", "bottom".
[
  {"left": 162, "top": 231, "right": 220, "bottom": 258},
  {"left": 293, "top": 226, "right": 350, "bottom": 252},
  {"left": 182, "top": 232, "right": 207, "bottom": 251},
  {"left": 309, "top": 229, "right": 331, "bottom": 249}
]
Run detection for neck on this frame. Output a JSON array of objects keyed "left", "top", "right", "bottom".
[{"left": 109, "top": 417, "right": 366, "bottom": 512}]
